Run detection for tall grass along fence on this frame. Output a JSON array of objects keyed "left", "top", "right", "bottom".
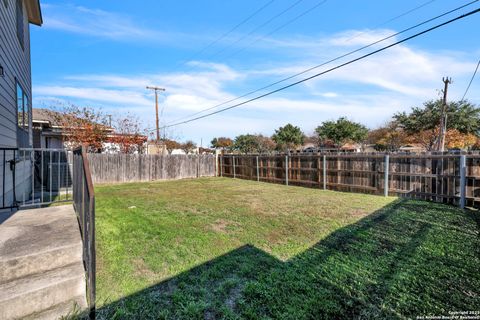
[
  {"left": 87, "top": 154, "right": 216, "bottom": 184},
  {"left": 219, "top": 153, "right": 480, "bottom": 209}
]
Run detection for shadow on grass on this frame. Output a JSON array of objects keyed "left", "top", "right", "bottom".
[{"left": 96, "top": 199, "right": 480, "bottom": 320}]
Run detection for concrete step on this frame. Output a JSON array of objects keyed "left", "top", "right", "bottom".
[
  {"left": 0, "top": 205, "right": 83, "bottom": 284},
  {"left": 0, "top": 263, "right": 88, "bottom": 320},
  {"left": 0, "top": 205, "right": 88, "bottom": 319},
  {"left": 0, "top": 243, "right": 82, "bottom": 284},
  {"left": 22, "top": 295, "right": 87, "bottom": 320}
]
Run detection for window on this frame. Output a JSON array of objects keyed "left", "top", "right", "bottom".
[
  {"left": 16, "top": 82, "right": 29, "bottom": 130},
  {"left": 16, "top": 0, "right": 24, "bottom": 49}
]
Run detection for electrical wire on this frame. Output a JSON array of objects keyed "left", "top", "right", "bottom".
[
  {"left": 177, "top": 0, "right": 276, "bottom": 65},
  {"left": 209, "top": 0, "right": 306, "bottom": 59},
  {"left": 217, "top": 0, "right": 437, "bottom": 67},
  {"left": 461, "top": 58, "right": 480, "bottom": 101},
  {"left": 163, "top": 0, "right": 478, "bottom": 126},
  {"left": 158, "top": 7, "right": 480, "bottom": 130},
  {"left": 227, "top": 0, "right": 329, "bottom": 59},
  {"left": 374, "top": 0, "right": 437, "bottom": 28},
  {"left": 180, "top": 0, "right": 436, "bottom": 73}
]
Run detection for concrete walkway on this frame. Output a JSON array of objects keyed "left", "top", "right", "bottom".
[{"left": 0, "top": 205, "right": 87, "bottom": 320}]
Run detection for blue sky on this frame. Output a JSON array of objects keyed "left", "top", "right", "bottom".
[{"left": 31, "top": 0, "right": 480, "bottom": 145}]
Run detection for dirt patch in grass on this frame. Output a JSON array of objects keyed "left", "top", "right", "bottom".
[
  {"left": 351, "top": 208, "right": 367, "bottom": 217},
  {"left": 132, "top": 258, "right": 156, "bottom": 279},
  {"left": 209, "top": 219, "right": 239, "bottom": 234}
]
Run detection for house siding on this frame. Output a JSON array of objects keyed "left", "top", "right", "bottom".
[
  {"left": 0, "top": 0, "right": 33, "bottom": 210},
  {"left": 0, "top": 0, "right": 32, "bottom": 148}
]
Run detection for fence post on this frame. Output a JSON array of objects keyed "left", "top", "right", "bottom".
[
  {"left": 256, "top": 156, "right": 260, "bottom": 182},
  {"left": 220, "top": 155, "right": 223, "bottom": 177},
  {"left": 460, "top": 155, "right": 466, "bottom": 209},
  {"left": 384, "top": 154, "right": 390, "bottom": 197},
  {"left": 215, "top": 151, "right": 219, "bottom": 177},
  {"left": 233, "top": 156, "right": 236, "bottom": 179},
  {"left": 285, "top": 155, "right": 289, "bottom": 185},
  {"left": 323, "top": 155, "right": 327, "bottom": 190}
]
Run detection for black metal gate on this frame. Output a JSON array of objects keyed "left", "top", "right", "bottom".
[{"left": 0, "top": 148, "right": 73, "bottom": 210}]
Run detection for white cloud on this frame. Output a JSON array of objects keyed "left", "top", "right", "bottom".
[
  {"left": 34, "top": 86, "right": 152, "bottom": 107},
  {"left": 328, "top": 29, "right": 395, "bottom": 47},
  {"left": 33, "top": 29, "right": 480, "bottom": 144},
  {"left": 41, "top": 4, "right": 171, "bottom": 41},
  {"left": 319, "top": 92, "right": 338, "bottom": 98}
]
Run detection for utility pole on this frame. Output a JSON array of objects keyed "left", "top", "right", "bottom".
[
  {"left": 146, "top": 86, "right": 166, "bottom": 142},
  {"left": 437, "top": 77, "right": 452, "bottom": 152}
]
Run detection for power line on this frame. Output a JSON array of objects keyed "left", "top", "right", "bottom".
[
  {"left": 374, "top": 0, "right": 437, "bottom": 28},
  {"left": 461, "top": 58, "right": 480, "bottom": 101},
  {"left": 169, "top": 0, "right": 304, "bottom": 81},
  {"left": 226, "top": 0, "right": 436, "bottom": 62},
  {"left": 189, "top": 0, "right": 436, "bottom": 72},
  {"left": 164, "top": 0, "right": 478, "bottom": 125},
  {"left": 178, "top": 0, "right": 276, "bottom": 64},
  {"left": 262, "top": 0, "right": 328, "bottom": 39},
  {"left": 227, "top": 0, "right": 329, "bottom": 59},
  {"left": 209, "top": 0, "right": 306, "bottom": 59},
  {"left": 159, "top": 7, "right": 480, "bottom": 130}
]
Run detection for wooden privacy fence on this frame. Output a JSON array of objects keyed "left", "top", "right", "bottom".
[
  {"left": 87, "top": 154, "right": 216, "bottom": 184},
  {"left": 219, "top": 153, "right": 480, "bottom": 208}
]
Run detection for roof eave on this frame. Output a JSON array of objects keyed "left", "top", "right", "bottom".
[{"left": 25, "top": 0, "right": 43, "bottom": 26}]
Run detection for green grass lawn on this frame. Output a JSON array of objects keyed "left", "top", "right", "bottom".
[{"left": 95, "top": 177, "right": 480, "bottom": 319}]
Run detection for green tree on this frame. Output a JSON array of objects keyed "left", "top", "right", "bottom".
[
  {"left": 315, "top": 117, "right": 368, "bottom": 147},
  {"left": 394, "top": 99, "right": 480, "bottom": 135},
  {"left": 210, "top": 137, "right": 233, "bottom": 150},
  {"left": 272, "top": 124, "right": 305, "bottom": 151},
  {"left": 233, "top": 134, "right": 259, "bottom": 154}
]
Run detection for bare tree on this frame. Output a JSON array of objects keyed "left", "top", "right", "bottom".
[
  {"left": 110, "top": 113, "right": 147, "bottom": 154},
  {"left": 47, "top": 104, "right": 109, "bottom": 152}
]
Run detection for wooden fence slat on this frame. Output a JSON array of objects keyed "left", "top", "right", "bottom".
[
  {"left": 219, "top": 153, "right": 479, "bottom": 208},
  {"left": 87, "top": 154, "right": 216, "bottom": 184}
]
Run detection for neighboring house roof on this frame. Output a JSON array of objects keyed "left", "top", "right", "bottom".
[
  {"left": 340, "top": 143, "right": 361, "bottom": 151},
  {"left": 399, "top": 144, "right": 426, "bottom": 152},
  {"left": 25, "top": 0, "right": 42, "bottom": 26},
  {"left": 33, "top": 108, "right": 114, "bottom": 131},
  {"left": 33, "top": 108, "right": 147, "bottom": 141},
  {"left": 107, "top": 133, "right": 148, "bottom": 143},
  {"left": 32, "top": 108, "right": 61, "bottom": 126}
]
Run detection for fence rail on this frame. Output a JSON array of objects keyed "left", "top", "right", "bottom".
[
  {"left": 220, "top": 153, "right": 478, "bottom": 208},
  {"left": 73, "top": 147, "right": 96, "bottom": 319},
  {"left": 87, "top": 153, "right": 216, "bottom": 184}
]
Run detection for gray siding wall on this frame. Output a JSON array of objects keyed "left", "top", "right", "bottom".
[
  {"left": 0, "top": 0, "right": 33, "bottom": 210},
  {"left": 0, "top": 0, "right": 32, "bottom": 148}
]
